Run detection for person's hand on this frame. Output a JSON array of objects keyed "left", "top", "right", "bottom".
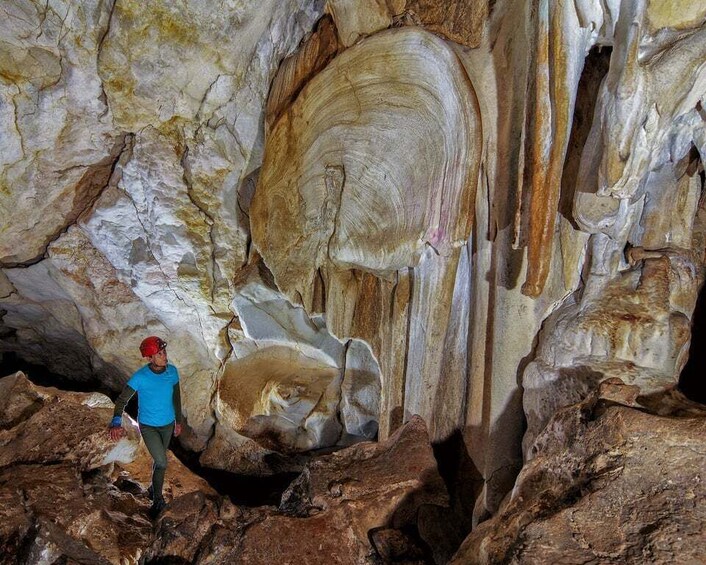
[
  {"left": 108, "top": 425, "right": 125, "bottom": 441},
  {"left": 174, "top": 423, "right": 182, "bottom": 437}
]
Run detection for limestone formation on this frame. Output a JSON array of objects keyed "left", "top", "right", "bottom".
[
  {"left": 0, "top": 0, "right": 705, "bottom": 561},
  {"left": 200, "top": 258, "right": 382, "bottom": 464},
  {"left": 1, "top": 0, "right": 326, "bottom": 453},
  {"left": 0, "top": 0, "right": 122, "bottom": 267},
  {"left": 522, "top": 134, "right": 706, "bottom": 455},
  {"left": 253, "top": 26, "right": 482, "bottom": 444}
]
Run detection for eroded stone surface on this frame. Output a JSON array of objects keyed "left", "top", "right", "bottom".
[
  {"left": 0, "top": 1, "right": 705, "bottom": 554},
  {"left": 0, "top": 0, "right": 326, "bottom": 455},
  {"left": 453, "top": 383, "right": 706, "bottom": 565},
  {"left": 253, "top": 26, "right": 481, "bottom": 308},
  {"left": 523, "top": 148, "right": 706, "bottom": 455},
  {"left": 252, "top": 26, "right": 482, "bottom": 446},
  {"left": 0, "top": 0, "right": 121, "bottom": 266}
]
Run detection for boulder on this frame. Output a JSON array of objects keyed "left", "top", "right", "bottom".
[
  {"left": 453, "top": 382, "right": 706, "bottom": 565},
  {"left": 162, "top": 415, "right": 451, "bottom": 564},
  {"left": 269, "top": 415, "right": 449, "bottom": 563}
]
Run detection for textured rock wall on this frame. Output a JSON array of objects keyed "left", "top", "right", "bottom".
[{"left": 1, "top": 0, "right": 705, "bottom": 529}]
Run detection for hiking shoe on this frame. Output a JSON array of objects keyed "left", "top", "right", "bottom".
[{"left": 149, "top": 499, "right": 166, "bottom": 520}]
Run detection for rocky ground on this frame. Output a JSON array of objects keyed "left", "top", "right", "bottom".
[
  {"left": 452, "top": 380, "right": 706, "bottom": 565},
  {"left": 2, "top": 371, "right": 705, "bottom": 564},
  {"left": 0, "top": 372, "right": 451, "bottom": 564}
]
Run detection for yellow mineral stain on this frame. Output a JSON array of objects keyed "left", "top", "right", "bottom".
[
  {"left": 0, "top": 176, "right": 10, "bottom": 196},
  {"left": 647, "top": 0, "right": 706, "bottom": 31},
  {"left": 0, "top": 46, "right": 61, "bottom": 87},
  {"left": 156, "top": 117, "right": 187, "bottom": 155},
  {"left": 220, "top": 347, "right": 338, "bottom": 430},
  {"left": 117, "top": 1, "right": 198, "bottom": 46},
  {"left": 104, "top": 74, "right": 135, "bottom": 97},
  {"left": 0, "top": 67, "right": 23, "bottom": 84}
]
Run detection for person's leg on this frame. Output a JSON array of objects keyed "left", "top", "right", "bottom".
[
  {"left": 140, "top": 423, "right": 173, "bottom": 503},
  {"left": 154, "top": 422, "right": 174, "bottom": 501}
]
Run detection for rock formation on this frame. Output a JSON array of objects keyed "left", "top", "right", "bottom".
[
  {"left": 0, "top": 372, "right": 213, "bottom": 562},
  {"left": 452, "top": 381, "right": 706, "bottom": 564},
  {"left": 1, "top": 0, "right": 705, "bottom": 562}
]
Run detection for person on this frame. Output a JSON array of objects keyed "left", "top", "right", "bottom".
[{"left": 108, "top": 336, "right": 183, "bottom": 518}]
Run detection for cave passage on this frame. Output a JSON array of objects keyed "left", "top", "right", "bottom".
[
  {"left": 0, "top": 360, "right": 302, "bottom": 507},
  {"left": 170, "top": 441, "right": 301, "bottom": 507},
  {"left": 679, "top": 280, "right": 706, "bottom": 404}
]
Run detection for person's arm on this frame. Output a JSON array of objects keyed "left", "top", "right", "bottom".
[
  {"left": 172, "top": 383, "right": 183, "bottom": 424},
  {"left": 173, "top": 382, "right": 183, "bottom": 436},
  {"left": 108, "top": 385, "right": 136, "bottom": 440},
  {"left": 112, "top": 385, "right": 136, "bottom": 422}
]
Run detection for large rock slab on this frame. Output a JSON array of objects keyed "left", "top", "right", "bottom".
[
  {"left": 453, "top": 382, "right": 706, "bottom": 565},
  {"left": 198, "top": 415, "right": 450, "bottom": 564}
]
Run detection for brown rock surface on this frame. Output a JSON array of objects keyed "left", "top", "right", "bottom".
[
  {"left": 0, "top": 375, "right": 450, "bottom": 563},
  {"left": 0, "top": 372, "right": 215, "bottom": 563},
  {"left": 266, "top": 15, "right": 341, "bottom": 132},
  {"left": 148, "top": 414, "right": 450, "bottom": 564},
  {"left": 397, "top": 0, "right": 487, "bottom": 49},
  {"left": 234, "top": 415, "right": 449, "bottom": 564},
  {"left": 0, "top": 462, "right": 152, "bottom": 564},
  {"left": 452, "top": 384, "right": 706, "bottom": 565}
]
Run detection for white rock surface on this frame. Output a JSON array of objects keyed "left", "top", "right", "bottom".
[
  {"left": 1, "top": 0, "right": 326, "bottom": 453},
  {"left": 0, "top": 0, "right": 121, "bottom": 266},
  {"left": 205, "top": 260, "right": 382, "bottom": 459}
]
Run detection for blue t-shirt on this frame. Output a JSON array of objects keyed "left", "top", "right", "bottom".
[{"left": 127, "top": 364, "right": 180, "bottom": 426}]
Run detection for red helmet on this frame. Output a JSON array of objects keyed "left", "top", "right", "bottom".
[{"left": 139, "top": 336, "right": 167, "bottom": 358}]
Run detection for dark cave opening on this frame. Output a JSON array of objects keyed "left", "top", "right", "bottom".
[
  {"left": 0, "top": 352, "right": 107, "bottom": 394},
  {"left": 169, "top": 441, "right": 301, "bottom": 507},
  {"left": 679, "top": 281, "right": 706, "bottom": 404}
]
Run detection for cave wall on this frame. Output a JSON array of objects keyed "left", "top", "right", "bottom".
[{"left": 1, "top": 0, "right": 705, "bottom": 517}]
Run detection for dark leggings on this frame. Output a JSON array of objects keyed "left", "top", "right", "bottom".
[{"left": 140, "top": 422, "right": 174, "bottom": 502}]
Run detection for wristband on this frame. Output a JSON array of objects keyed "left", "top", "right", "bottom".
[{"left": 110, "top": 416, "right": 122, "bottom": 427}]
